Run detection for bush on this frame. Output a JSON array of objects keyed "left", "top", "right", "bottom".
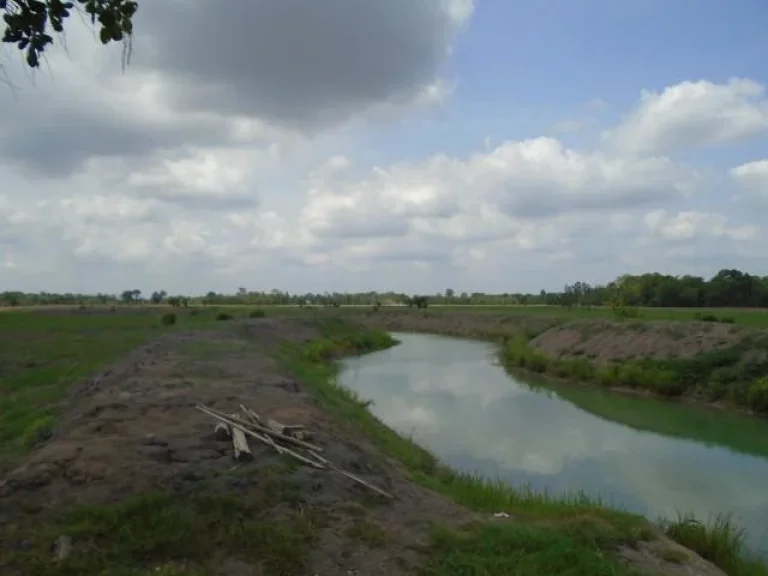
[
  {"left": 746, "top": 377, "right": 768, "bottom": 412},
  {"left": 612, "top": 305, "right": 641, "bottom": 319},
  {"left": 695, "top": 312, "right": 736, "bottom": 324},
  {"left": 216, "top": 312, "right": 233, "bottom": 321},
  {"left": 160, "top": 313, "right": 177, "bottom": 326},
  {"left": 248, "top": 309, "right": 266, "bottom": 318}
]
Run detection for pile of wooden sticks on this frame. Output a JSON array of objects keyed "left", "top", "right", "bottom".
[{"left": 196, "top": 403, "right": 393, "bottom": 499}]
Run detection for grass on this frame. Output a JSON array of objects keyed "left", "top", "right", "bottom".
[
  {"left": 0, "top": 469, "right": 318, "bottom": 575},
  {"left": 0, "top": 307, "right": 262, "bottom": 470},
  {"left": 500, "top": 332, "right": 768, "bottom": 414},
  {"left": 2, "top": 308, "right": 765, "bottom": 575},
  {"left": 663, "top": 514, "right": 768, "bottom": 576},
  {"left": 420, "top": 521, "right": 641, "bottom": 576}
]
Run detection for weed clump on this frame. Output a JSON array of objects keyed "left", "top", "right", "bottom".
[
  {"left": 662, "top": 514, "right": 767, "bottom": 576},
  {"left": 216, "top": 312, "right": 233, "bottom": 321},
  {"left": 160, "top": 313, "right": 176, "bottom": 326},
  {"left": 248, "top": 309, "right": 266, "bottom": 318}
]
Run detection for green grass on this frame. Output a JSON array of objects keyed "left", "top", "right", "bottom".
[
  {"left": 0, "top": 309, "right": 240, "bottom": 470},
  {"left": 419, "top": 521, "right": 641, "bottom": 576},
  {"left": 662, "top": 514, "right": 768, "bottom": 576},
  {"left": 0, "top": 468, "right": 318, "bottom": 575},
  {"left": 500, "top": 333, "right": 768, "bottom": 414}
]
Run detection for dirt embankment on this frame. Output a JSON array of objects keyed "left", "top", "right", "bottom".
[
  {"left": 357, "top": 308, "right": 760, "bottom": 362},
  {"left": 355, "top": 308, "right": 561, "bottom": 339},
  {"left": 0, "top": 318, "right": 468, "bottom": 575},
  {"left": 529, "top": 319, "right": 753, "bottom": 362},
  {"left": 0, "top": 315, "right": 733, "bottom": 576}
]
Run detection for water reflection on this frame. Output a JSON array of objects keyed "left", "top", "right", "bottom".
[{"left": 339, "top": 332, "right": 768, "bottom": 557}]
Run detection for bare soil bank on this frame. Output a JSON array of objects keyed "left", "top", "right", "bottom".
[
  {"left": 355, "top": 309, "right": 755, "bottom": 361},
  {"left": 0, "top": 318, "right": 468, "bottom": 575},
  {"left": 0, "top": 314, "right": 736, "bottom": 575}
]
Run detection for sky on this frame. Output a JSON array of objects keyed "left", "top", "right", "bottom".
[{"left": 1, "top": 0, "right": 768, "bottom": 296}]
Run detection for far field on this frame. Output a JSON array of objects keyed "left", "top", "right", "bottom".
[{"left": 4, "top": 303, "right": 768, "bottom": 326}]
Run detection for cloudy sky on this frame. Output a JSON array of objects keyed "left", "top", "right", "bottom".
[{"left": 1, "top": 0, "right": 767, "bottom": 295}]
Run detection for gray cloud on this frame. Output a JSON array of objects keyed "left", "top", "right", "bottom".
[
  {"left": 0, "top": 1, "right": 468, "bottom": 178},
  {"left": 0, "top": 89, "right": 235, "bottom": 177},
  {"left": 135, "top": 0, "right": 468, "bottom": 130}
]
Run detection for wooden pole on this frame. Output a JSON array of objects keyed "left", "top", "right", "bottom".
[{"left": 229, "top": 414, "right": 253, "bottom": 462}]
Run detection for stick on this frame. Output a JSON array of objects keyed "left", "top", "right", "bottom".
[
  {"left": 267, "top": 418, "right": 305, "bottom": 436},
  {"left": 199, "top": 404, "right": 324, "bottom": 452},
  {"left": 229, "top": 414, "right": 253, "bottom": 462},
  {"left": 307, "top": 450, "right": 394, "bottom": 499},
  {"left": 238, "top": 405, "right": 283, "bottom": 453},
  {"left": 196, "top": 406, "right": 324, "bottom": 469},
  {"left": 239, "top": 404, "right": 262, "bottom": 425}
]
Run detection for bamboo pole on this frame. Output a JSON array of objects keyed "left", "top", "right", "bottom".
[{"left": 199, "top": 404, "right": 323, "bottom": 452}]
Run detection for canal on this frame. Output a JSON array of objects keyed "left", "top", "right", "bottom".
[{"left": 338, "top": 332, "right": 768, "bottom": 558}]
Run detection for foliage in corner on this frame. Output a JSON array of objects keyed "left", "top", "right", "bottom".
[{"left": 1, "top": 0, "right": 138, "bottom": 68}]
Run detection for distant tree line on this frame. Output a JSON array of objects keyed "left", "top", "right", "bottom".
[{"left": 2, "top": 269, "right": 768, "bottom": 309}]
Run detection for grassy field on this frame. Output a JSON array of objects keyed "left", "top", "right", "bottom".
[
  {"left": 5, "top": 303, "right": 768, "bottom": 327},
  {"left": 0, "top": 307, "right": 251, "bottom": 469},
  {"left": 1, "top": 306, "right": 767, "bottom": 574}
]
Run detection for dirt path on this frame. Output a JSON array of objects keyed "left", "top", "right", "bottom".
[
  {"left": 0, "top": 316, "right": 733, "bottom": 576},
  {"left": 0, "top": 319, "right": 472, "bottom": 575}
]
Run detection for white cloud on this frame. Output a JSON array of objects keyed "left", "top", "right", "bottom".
[
  {"left": 730, "top": 160, "right": 768, "bottom": 199},
  {"left": 603, "top": 78, "right": 768, "bottom": 155},
  {"left": 643, "top": 210, "right": 758, "bottom": 242},
  {"left": 0, "top": 4, "right": 766, "bottom": 294}
]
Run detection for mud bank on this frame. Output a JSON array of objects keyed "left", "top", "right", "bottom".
[{"left": 0, "top": 314, "right": 755, "bottom": 575}]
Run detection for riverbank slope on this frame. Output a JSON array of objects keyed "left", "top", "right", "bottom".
[
  {"left": 0, "top": 309, "right": 760, "bottom": 575},
  {"left": 355, "top": 308, "right": 768, "bottom": 415}
]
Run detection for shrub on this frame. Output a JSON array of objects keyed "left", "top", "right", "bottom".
[
  {"left": 746, "top": 376, "right": 768, "bottom": 413},
  {"left": 248, "top": 309, "right": 266, "bottom": 318},
  {"left": 160, "top": 312, "right": 177, "bottom": 326},
  {"left": 612, "top": 305, "right": 641, "bottom": 319},
  {"left": 216, "top": 312, "right": 233, "bottom": 321}
]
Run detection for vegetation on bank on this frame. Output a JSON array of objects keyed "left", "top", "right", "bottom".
[
  {"left": 500, "top": 332, "right": 768, "bottom": 415},
  {"left": 520, "top": 375, "right": 768, "bottom": 460},
  {"left": 279, "top": 321, "right": 767, "bottom": 576}
]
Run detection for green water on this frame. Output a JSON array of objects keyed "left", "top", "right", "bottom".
[{"left": 339, "top": 332, "right": 768, "bottom": 558}]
